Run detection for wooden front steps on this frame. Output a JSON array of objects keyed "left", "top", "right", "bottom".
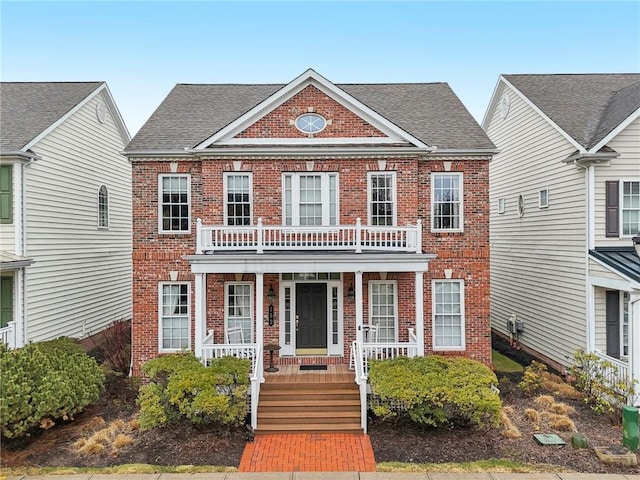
[{"left": 256, "top": 380, "right": 362, "bottom": 434}]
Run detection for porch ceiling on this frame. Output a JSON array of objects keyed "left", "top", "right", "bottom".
[{"left": 184, "top": 251, "right": 435, "bottom": 274}]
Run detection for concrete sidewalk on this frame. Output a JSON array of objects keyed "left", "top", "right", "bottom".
[{"left": 5, "top": 473, "right": 640, "bottom": 479}]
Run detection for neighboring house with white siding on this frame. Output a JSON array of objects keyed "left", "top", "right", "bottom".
[
  {"left": 483, "top": 74, "right": 640, "bottom": 405},
  {"left": 0, "top": 82, "right": 132, "bottom": 349}
]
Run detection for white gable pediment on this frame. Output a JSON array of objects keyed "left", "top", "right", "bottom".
[{"left": 195, "top": 69, "right": 429, "bottom": 150}]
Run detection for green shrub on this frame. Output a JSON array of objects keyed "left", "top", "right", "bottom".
[
  {"left": 137, "top": 352, "right": 250, "bottom": 430},
  {"left": 0, "top": 338, "right": 104, "bottom": 439},
  {"left": 518, "top": 361, "right": 548, "bottom": 394},
  {"left": 368, "top": 355, "right": 502, "bottom": 428}
]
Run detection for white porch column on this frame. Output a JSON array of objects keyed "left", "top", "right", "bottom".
[
  {"left": 630, "top": 291, "right": 640, "bottom": 406},
  {"left": 415, "top": 271, "right": 425, "bottom": 356},
  {"left": 194, "top": 273, "right": 206, "bottom": 359},
  {"left": 256, "top": 273, "right": 264, "bottom": 347},
  {"left": 15, "top": 269, "right": 25, "bottom": 348},
  {"left": 355, "top": 271, "right": 364, "bottom": 343}
]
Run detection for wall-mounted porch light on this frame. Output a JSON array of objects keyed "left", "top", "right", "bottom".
[
  {"left": 346, "top": 284, "right": 355, "bottom": 302},
  {"left": 633, "top": 235, "right": 640, "bottom": 258},
  {"left": 267, "top": 285, "right": 276, "bottom": 304}
]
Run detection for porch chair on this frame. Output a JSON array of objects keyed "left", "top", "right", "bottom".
[{"left": 226, "top": 326, "right": 245, "bottom": 344}]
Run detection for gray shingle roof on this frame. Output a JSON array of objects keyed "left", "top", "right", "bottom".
[
  {"left": 1, "top": 82, "right": 104, "bottom": 152},
  {"left": 126, "top": 82, "right": 494, "bottom": 152},
  {"left": 504, "top": 74, "right": 640, "bottom": 150}
]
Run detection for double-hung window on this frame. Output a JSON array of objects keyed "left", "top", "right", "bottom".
[
  {"left": 432, "top": 173, "right": 463, "bottom": 232},
  {"left": 159, "top": 174, "right": 190, "bottom": 233},
  {"left": 369, "top": 281, "right": 397, "bottom": 342},
  {"left": 159, "top": 282, "right": 190, "bottom": 351},
  {"left": 98, "top": 185, "right": 109, "bottom": 228},
  {"left": 225, "top": 283, "right": 253, "bottom": 343},
  {"left": 622, "top": 180, "right": 640, "bottom": 236},
  {"left": 225, "top": 173, "right": 252, "bottom": 226},
  {"left": 368, "top": 172, "right": 396, "bottom": 226},
  {"left": 433, "top": 279, "right": 465, "bottom": 350},
  {"left": 283, "top": 172, "right": 338, "bottom": 226}
]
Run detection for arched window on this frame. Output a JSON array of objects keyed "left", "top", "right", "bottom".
[{"left": 98, "top": 185, "right": 108, "bottom": 228}]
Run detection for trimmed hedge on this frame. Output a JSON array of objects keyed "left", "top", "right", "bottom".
[
  {"left": 0, "top": 338, "right": 104, "bottom": 439},
  {"left": 137, "top": 352, "right": 250, "bottom": 430},
  {"left": 368, "top": 355, "right": 502, "bottom": 427}
]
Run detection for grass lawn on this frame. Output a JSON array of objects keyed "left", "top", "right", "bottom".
[{"left": 492, "top": 349, "right": 524, "bottom": 374}]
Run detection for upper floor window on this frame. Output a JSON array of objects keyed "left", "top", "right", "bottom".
[
  {"left": 622, "top": 180, "right": 640, "bottom": 236},
  {"left": 98, "top": 185, "right": 109, "bottom": 228},
  {"left": 368, "top": 172, "right": 396, "bottom": 226},
  {"left": 225, "top": 173, "right": 252, "bottom": 226},
  {"left": 432, "top": 173, "right": 463, "bottom": 232},
  {"left": 433, "top": 279, "right": 465, "bottom": 350},
  {"left": 283, "top": 172, "right": 338, "bottom": 226},
  {"left": 369, "top": 281, "right": 397, "bottom": 342},
  {"left": 498, "top": 197, "right": 506, "bottom": 214},
  {"left": 0, "top": 165, "right": 13, "bottom": 224},
  {"left": 158, "top": 174, "right": 190, "bottom": 233},
  {"left": 159, "top": 282, "right": 190, "bottom": 351},
  {"left": 539, "top": 189, "right": 549, "bottom": 209}
]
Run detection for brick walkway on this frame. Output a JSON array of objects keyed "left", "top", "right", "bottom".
[{"left": 238, "top": 433, "right": 377, "bottom": 472}]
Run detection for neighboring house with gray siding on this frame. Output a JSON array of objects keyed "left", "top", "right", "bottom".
[
  {"left": 0, "top": 82, "right": 132, "bottom": 349},
  {"left": 483, "top": 74, "right": 640, "bottom": 405}
]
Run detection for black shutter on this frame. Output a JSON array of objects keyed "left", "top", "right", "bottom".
[
  {"left": 605, "top": 290, "right": 620, "bottom": 358},
  {"left": 605, "top": 181, "right": 619, "bottom": 237}
]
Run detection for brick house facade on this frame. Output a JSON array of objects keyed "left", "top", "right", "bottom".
[{"left": 125, "top": 69, "right": 495, "bottom": 376}]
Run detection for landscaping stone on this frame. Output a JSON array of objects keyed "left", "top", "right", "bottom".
[
  {"left": 593, "top": 445, "right": 638, "bottom": 466},
  {"left": 571, "top": 432, "right": 589, "bottom": 448}
]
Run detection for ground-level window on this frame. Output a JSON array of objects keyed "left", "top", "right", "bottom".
[
  {"left": 158, "top": 174, "right": 190, "bottom": 233},
  {"left": 225, "top": 173, "right": 252, "bottom": 226},
  {"left": 432, "top": 173, "right": 463, "bottom": 231},
  {"left": 159, "top": 282, "right": 190, "bottom": 351},
  {"left": 225, "top": 283, "right": 253, "bottom": 343},
  {"left": 98, "top": 185, "right": 109, "bottom": 228},
  {"left": 368, "top": 172, "right": 396, "bottom": 226},
  {"left": 369, "top": 281, "right": 397, "bottom": 342},
  {"left": 622, "top": 180, "right": 640, "bottom": 236},
  {"left": 433, "top": 279, "right": 465, "bottom": 350}
]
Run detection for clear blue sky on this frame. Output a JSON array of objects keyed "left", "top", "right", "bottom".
[{"left": 2, "top": 1, "right": 639, "bottom": 137}]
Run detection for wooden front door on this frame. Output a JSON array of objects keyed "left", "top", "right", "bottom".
[{"left": 295, "top": 283, "right": 327, "bottom": 351}]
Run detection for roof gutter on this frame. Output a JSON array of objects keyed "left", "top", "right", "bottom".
[
  {"left": 562, "top": 150, "right": 619, "bottom": 167},
  {"left": 0, "top": 151, "right": 42, "bottom": 164}
]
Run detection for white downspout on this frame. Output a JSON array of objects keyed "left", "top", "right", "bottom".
[{"left": 578, "top": 161, "right": 596, "bottom": 353}]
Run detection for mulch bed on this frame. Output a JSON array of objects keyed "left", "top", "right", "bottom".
[{"left": 2, "top": 343, "right": 639, "bottom": 474}]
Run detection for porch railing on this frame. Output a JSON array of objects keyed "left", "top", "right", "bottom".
[
  {"left": 593, "top": 350, "right": 634, "bottom": 405},
  {"left": 196, "top": 218, "right": 422, "bottom": 254},
  {"left": 201, "top": 340, "right": 263, "bottom": 430},
  {"left": 352, "top": 341, "right": 368, "bottom": 434},
  {"left": 0, "top": 321, "right": 16, "bottom": 349}
]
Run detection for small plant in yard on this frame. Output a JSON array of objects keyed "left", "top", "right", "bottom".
[
  {"left": 570, "top": 349, "right": 638, "bottom": 416},
  {"left": 517, "top": 361, "right": 547, "bottom": 395},
  {"left": 73, "top": 417, "right": 138, "bottom": 456},
  {"left": 90, "top": 319, "right": 132, "bottom": 376},
  {"left": 0, "top": 338, "right": 104, "bottom": 440},
  {"left": 368, "top": 355, "right": 502, "bottom": 428},
  {"left": 137, "top": 352, "right": 250, "bottom": 430},
  {"left": 499, "top": 407, "right": 521, "bottom": 438}
]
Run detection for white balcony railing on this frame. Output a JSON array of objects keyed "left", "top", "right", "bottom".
[
  {"left": 592, "top": 350, "right": 634, "bottom": 405},
  {"left": 196, "top": 218, "right": 422, "bottom": 254},
  {"left": 0, "top": 321, "right": 17, "bottom": 349},
  {"left": 201, "top": 341, "right": 263, "bottom": 430}
]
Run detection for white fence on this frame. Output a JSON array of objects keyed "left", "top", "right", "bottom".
[
  {"left": 592, "top": 350, "right": 635, "bottom": 405},
  {"left": 201, "top": 340, "right": 263, "bottom": 430},
  {"left": 197, "top": 218, "right": 422, "bottom": 254},
  {"left": 0, "top": 321, "right": 16, "bottom": 349}
]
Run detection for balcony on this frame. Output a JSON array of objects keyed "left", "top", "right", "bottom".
[{"left": 196, "top": 218, "right": 422, "bottom": 255}]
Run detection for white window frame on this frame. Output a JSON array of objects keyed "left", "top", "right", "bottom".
[
  {"left": 158, "top": 174, "right": 191, "bottom": 234},
  {"left": 431, "top": 173, "right": 463, "bottom": 232},
  {"left": 158, "top": 282, "right": 191, "bottom": 352},
  {"left": 98, "top": 185, "right": 109, "bottom": 229},
  {"left": 368, "top": 280, "right": 398, "bottom": 343},
  {"left": 224, "top": 172, "right": 253, "bottom": 226},
  {"left": 225, "top": 282, "right": 254, "bottom": 343},
  {"left": 539, "top": 189, "right": 549, "bottom": 209},
  {"left": 282, "top": 172, "right": 339, "bottom": 226},
  {"left": 498, "top": 197, "right": 505, "bottom": 214},
  {"left": 432, "top": 279, "right": 466, "bottom": 351},
  {"left": 367, "top": 171, "right": 397, "bottom": 226},
  {"left": 517, "top": 194, "right": 525, "bottom": 218},
  {"left": 620, "top": 179, "right": 640, "bottom": 237},
  {"left": 621, "top": 292, "right": 629, "bottom": 358}
]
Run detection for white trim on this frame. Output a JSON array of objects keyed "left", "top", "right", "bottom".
[
  {"left": 432, "top": 279, "right": 466, "bottom": 351},
  {"left": 97, "top": 184, "right": 109, "bottom": 229},
  {"left": 498, "top": 197, "right": 506, "bottom": 214},
  {"left": 590, "top": 106, "right": 640, "bottom": 153},
  {"left": 590, "top": 275, "right": 634, "bottom": 292},
  {"left": 620, "top": 178, "right": 640, "bottom": 238},
  {"left": 158, "top": 173, "right": 191, "bottom": 234},
  {"left": 224, "top": 281, "right": 254, "bottom": 343},
  {"left": 158, "top": 281, "right": 191, "bottom": 352},
  {"left": 195, "top": 69, "right": 430, "bottom": 150},
  {"left": 589, "top": 255, "right": 640, "bottom": 289},
  {"left": 538, "top": 188, "right": 549, "bottom": 209},
  {"left": 282, "top": 172, "right": 339, "bottom": 226},
  {"left": 517, "top": 194, "right": 525, "bottom": 218},
  {"left": 431, "top": 172, "right": 464, "bottom": 233},
  {"left": 217, "top": 137, "right": 405, "bottom": 146},
  {"left": 368, "top": 280, "right": 399, "bottom": 342},
  {"left": 367, "top": 171, "right": 397, "bottom": 226},
  {"left": 294, "top": 112, "right": 327, "bottom": 135},
  {"left": 223, "top": 172, "right": 253, "bottom": 226}
]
